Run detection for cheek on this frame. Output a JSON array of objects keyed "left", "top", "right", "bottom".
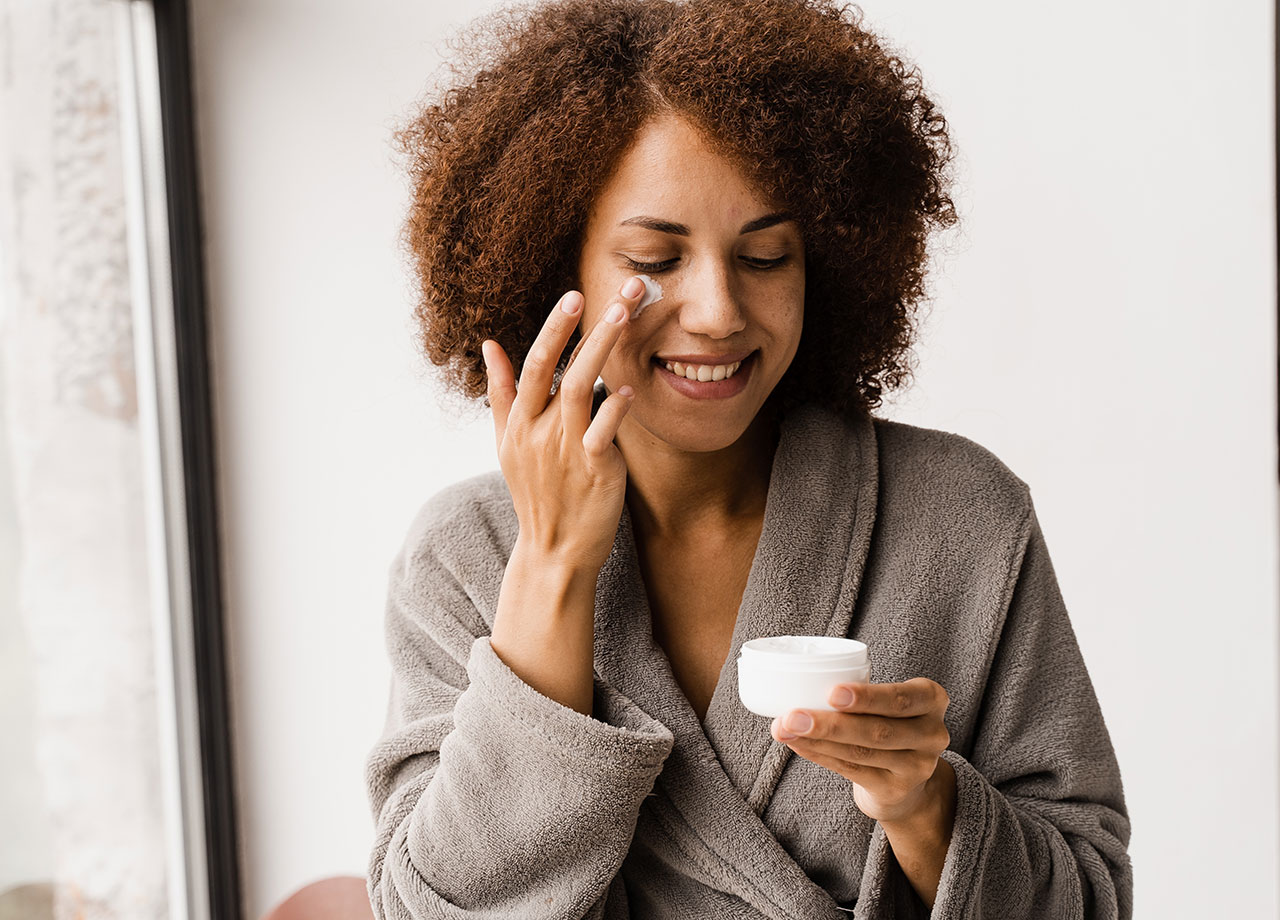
[
  {"left": 609, "top": 327, "right": 644, "bottom": 369},
  {"left": 785, "top": 271, "right": 805, "bottom": 313},
  {"left": 769, "top": 293, "right": 804, "bottom": 343},
  {"left": 756, "top": 269, "right": 803, "bottom": 320}
]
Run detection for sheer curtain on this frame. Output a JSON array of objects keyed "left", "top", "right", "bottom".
[{"left": 0, "top": 0, "right": 170, "bottom": 917}]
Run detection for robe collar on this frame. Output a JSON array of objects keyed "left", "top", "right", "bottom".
[{"left": 590, "top": 399, "right": 880, "bottom": 917}]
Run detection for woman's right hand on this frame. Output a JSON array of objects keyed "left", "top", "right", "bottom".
[{"left": 481, "top": 276, "right": 648, "bottom": 573}]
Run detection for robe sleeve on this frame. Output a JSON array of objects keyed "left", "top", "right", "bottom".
[
  {"left": 857, "top": 501, "right": 1133, "bottom": 920},
  {"left": 363, "top": 508, "right": 676, "bottom": 920}
]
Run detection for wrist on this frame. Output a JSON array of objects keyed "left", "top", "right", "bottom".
[
  {"left": 505, "top": 539, "right": 602, "bottom": 621},
  {"left": 510, "top": 537, "right": 602, "bottom": 587},
  {"left": 881, "top": 757, "right": 957, "bottom": 843}
]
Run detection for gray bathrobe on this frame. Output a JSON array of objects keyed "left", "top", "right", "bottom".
[{"left": 364, "top": 391, "right": 1133, "bottom": 919}]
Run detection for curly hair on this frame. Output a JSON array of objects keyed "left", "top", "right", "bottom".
[{"left": 392, "top": 0, "right": 959, "bottom": 424}]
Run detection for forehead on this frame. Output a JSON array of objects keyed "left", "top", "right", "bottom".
[{"left": 591, "top": 114, "right": 779, "bottom": 220}]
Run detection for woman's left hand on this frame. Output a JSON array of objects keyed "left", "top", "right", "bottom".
[{"left": 771, "top": 677, "right": 952, "bottom": 825}]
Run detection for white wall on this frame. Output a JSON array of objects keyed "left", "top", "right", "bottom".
[{"left": 189, "top": 1, "right": 1278, "bottom": 917}]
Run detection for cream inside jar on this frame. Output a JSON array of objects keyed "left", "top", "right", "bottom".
[{"left": 737, "top": 635, "right": 871, "bottom": 719}]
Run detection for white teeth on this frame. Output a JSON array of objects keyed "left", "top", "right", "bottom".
[{"left": 661, "top": 359, "right": 743, "bottom": 381}]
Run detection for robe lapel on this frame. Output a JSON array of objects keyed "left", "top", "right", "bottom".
[{"left": 591, "top": 402, "right": 879, "bottom": 918}]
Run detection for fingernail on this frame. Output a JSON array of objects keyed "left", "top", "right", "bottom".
[
  {"left": 831, "top": 687, "right": 853, "bottom": 707},
  {"left": 620, "top": 277, "right": 644, "bottom": 298},
  {"left": 605, "top": 303, "right": 626, "bottom": 323},
  {"left": 618, "top": 385, "right": 634, "bottom": 397},
  {"left": 784, "top": 712, "right": 812, "bottom": 734},
  {"left": 560, "top": 291, "right": 582, "bottom": 314}
]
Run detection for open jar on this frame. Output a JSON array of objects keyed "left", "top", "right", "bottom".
[{"left": 737, "top": 635, "right": 872, "bottom": 719}]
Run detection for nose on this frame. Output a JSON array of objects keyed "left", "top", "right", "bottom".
[{"left": 675, "top": 259, "right": 747, "bottom": 339}]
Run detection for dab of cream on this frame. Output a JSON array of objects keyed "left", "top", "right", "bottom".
[{"left": 633, "top": 274, "right": 663, "bottom": 317}]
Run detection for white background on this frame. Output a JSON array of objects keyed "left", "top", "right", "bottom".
[{"left": 188, "top": 1, "right": 1278, "bottom": 916}]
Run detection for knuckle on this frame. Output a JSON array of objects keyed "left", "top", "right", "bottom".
[
  {"left": 893, "top": 689, "right": 913, "bottom": 713},
  {"left": 527, "top": 426, "right": 551, "bottom": 453},
  {"left": 558, "top": 375, "right": 591, "bottom": 400},
  {"left": 843, "top": 759, "right": 866, "bottom": 777},
  {"left": 849, "top": 744, "right": 875, "bottom": 762},
  {"left": 871, "top": 720, "right": 894, "bottom": 745},
  {"left": 506, "top": 412, "right": 530, "bottom": 437}
]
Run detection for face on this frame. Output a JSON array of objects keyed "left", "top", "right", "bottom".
[{"left": 576, "top": 112, "right": 805, "bottom": 453}]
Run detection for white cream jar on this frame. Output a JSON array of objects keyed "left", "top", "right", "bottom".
[{"left": 737, "top": 635, "right": 871, "bottom": 719}]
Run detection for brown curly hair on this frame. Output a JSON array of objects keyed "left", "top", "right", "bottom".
[{"left": 392, "top": 0, "right": 959, "bottom": 424}]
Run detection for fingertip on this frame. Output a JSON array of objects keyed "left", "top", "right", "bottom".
[
  {"left": 618, "top": 385, "right": 634, "bottom": 398},
  {"left": 560, "top": 291, "right": 583, "bottom": 315},
  {"left": 830, "top": 685, "right": 855, "bottom": 708}
]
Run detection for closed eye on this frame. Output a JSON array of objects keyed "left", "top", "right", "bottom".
[{"left": 622, "top": 256, "right": 789, "bottom": 273}]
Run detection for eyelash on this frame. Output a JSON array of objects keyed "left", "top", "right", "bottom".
[{"left": 622, "top": 256, "right": 789, "bottom": 274}]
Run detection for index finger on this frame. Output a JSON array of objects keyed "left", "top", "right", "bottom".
[
  {"left": 512, "top": 290, "right": 584, "bottom": 419},
  {"left": 829, "top": 677, "right": 946, "bottom": 718}
]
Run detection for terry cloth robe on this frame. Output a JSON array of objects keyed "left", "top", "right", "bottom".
[{"left": 364, "top": 387, "right": 1133, "bottom": 920}]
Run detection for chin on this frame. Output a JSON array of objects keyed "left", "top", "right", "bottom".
[{"left": 625, "top": 402, "right": 760, "bottom": 453}]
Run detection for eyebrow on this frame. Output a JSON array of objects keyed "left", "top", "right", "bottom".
[{"left": 617, "top": 210, "right": 794, "bottom": 236}]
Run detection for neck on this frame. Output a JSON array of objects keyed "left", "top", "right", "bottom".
[{"left": 619, "top": 402, "right": 782, "bottom": 540}]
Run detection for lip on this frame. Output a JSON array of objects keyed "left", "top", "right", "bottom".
[
  {"left": 652, "top": 350, "right": 756, "bottom": 400},
  {"left": 653, "top": 350, "right": 754, "bottom": 365}
]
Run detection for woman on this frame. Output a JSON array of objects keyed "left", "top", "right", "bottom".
[{"left": 364, "top": 1, "right": 1132, "bottom": 917}]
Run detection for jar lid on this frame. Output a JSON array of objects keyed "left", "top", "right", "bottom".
[{"left": 739, "top": 634, "right": 868, "bottom": 669}]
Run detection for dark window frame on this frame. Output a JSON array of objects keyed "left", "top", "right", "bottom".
[{"left": 152, "top": 0, "right": 242, "bottom": 915}]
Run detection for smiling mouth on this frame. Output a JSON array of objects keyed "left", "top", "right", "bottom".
[{"left": 650, "top": 350, "right": 757, "bottom": 380}]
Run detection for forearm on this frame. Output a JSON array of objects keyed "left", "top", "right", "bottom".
[
  {"left": 489, "top": 537, "right": 600, "bottom": 716},
  {"left": 880, "top": 757, "right": 958, "bottom": 909}
]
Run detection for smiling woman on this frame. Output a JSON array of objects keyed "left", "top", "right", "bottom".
[
  {"left": 365, "top": 1, "right": 1132, "bottom": 918},
  {"left": 573, "top": 112, "right": 807, "bottom": 535},
  {"left": 392, "top": 0, "right": 957, "bottom": 428}
]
